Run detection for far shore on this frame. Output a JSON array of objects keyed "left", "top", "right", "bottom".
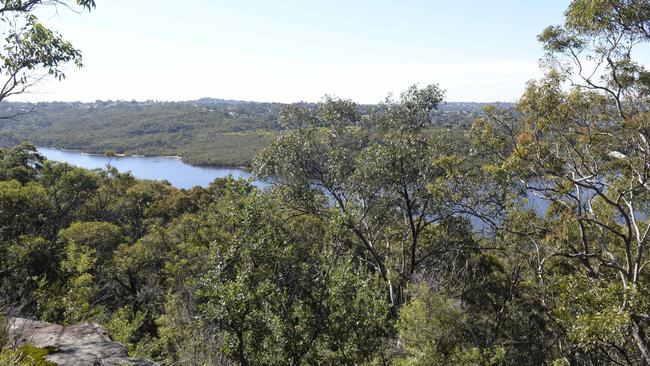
[{"left": 37, "top": 146, "right": 252, "bottom": 171}]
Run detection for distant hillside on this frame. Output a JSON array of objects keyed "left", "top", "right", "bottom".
[{"left": 0, "top": 99, "right": 512, "bottom": 167}]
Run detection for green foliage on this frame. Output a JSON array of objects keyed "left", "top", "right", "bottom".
[
  {"left": 32, "top": 223, "right": 110, "bottom": 324},
  {"left": 0, "top": 0, "right": 95, "bottom": 102},
  {"left": 0, "top": 143, "right": 44, "bottom": 183},
  {"left": 198, "top": 181, "right": 390, "bottom": 365},
  {"left": 7, "top": 5, "right": 650, "bottom": 359},
  {"left": 105, "top": 306, "right": 147, "bottom": 352},
  {"left": 396, "top": 284, "right": 466, "bottom": 365},
  {"left": 550, "top": 275, "right": 632, "bottom": 348},
  {"left": 0, "top": 346, "right": 57, "bottom": 366},
  {"left": 0, "top": 180, "right": 48, "bottom": 239},
  {"left": 0, "top": 312, "right": 7, "bottom": 348},
  {"left": 154, "top": 293, "right": 230, "bottom": 365},
  {"left": 254, "top": 85, "right": 480, "bottom": 323},
  {"left": 395, "top": 281, "right": 510, "bottom": 366},
  {"left": 467, "top": 1, "right": 650, "bottom": 364},
  {"left": 59, "top": 235, "right": 101, "bottom": 323}
]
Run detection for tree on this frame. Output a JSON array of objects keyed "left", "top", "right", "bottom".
[
  {"left": 395, "top": 283, "right": 509, "bottom": 366},
  {"left": 472, "top": 0, "right": 650, "bottom": 363},
  {"left": 0, "top": 143, "right": 44, "bottom": 183},
  {"left": 254, "top": 85, "right": 477, "bottom": 318},
  {"left": 198, "top": 179, "right": 390, "bottom": 366},
  {"left": 0, "top": 0, "right": 96, "bottom": 104},
  {"left": 40, "top": 161, "right": 99, "bottom": 235}
]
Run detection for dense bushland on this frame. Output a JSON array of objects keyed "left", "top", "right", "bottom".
[{"left": 4, "top": 0, "right": 650, "bottom": 365}]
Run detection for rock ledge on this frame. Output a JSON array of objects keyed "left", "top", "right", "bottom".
[{"left": 7, "top": 317, "right": 158, "bottom": 366}]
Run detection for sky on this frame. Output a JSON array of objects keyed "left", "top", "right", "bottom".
[{"left": 19, "top": 0, "right": 574, "bottom": 103}]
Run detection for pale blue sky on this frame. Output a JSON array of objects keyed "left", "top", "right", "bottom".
[{"left": 25, "top": 0, "right": 572, "bottom": 103}]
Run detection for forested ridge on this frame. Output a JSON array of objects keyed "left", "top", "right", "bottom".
[
  {"left": 4, "top": 0, "right": 650, "bottom": 365},
  {"left": 0, "top": 100, "right": 492, "bottom": 167}
]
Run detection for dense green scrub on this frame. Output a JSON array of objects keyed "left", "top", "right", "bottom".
[
  {"left": 0, "top": 346, "right": 57, "bottom": 366},
  {"left": 4, "top": 0, "right": 650, "bottom": 363},
  {"left": 0, "top": 144, "right": 395, "bottom": 365},
  {"left": 2, "top": 80, "right": 649, "bottom": 365},
  {"left": 0, "top": 140, "right": 537, "bottom": 365}
]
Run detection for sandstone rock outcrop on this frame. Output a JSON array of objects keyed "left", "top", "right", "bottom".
[{"left": 7, "top": 317, "right": 158, "bottom": 366}]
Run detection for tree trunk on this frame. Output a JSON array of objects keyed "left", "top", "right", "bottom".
[{"left": 631, "top": 318, "right": 650, "bottom": 365}]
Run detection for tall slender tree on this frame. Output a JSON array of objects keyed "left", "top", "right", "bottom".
[{"left": 473, "top": 0, "right": 650, "bottom": 362}]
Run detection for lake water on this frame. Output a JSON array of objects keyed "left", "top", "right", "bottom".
[
  {"left": 37, "top": 147, "right": 547, "bottom": 223},
  {"left": 38, "top": 147, "right": 263, "bottom": 189}
]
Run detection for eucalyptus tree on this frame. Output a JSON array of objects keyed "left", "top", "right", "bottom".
[
  {"left": 472, "top": 0, "right": 650, "bottom": 363},
  {"left": 0, "top": 0, "right": 96, "bottom": 104},
  {"left": 0, "top": 143, "right": 44, "bottom": 182},
  {"left": 254, "top": 85, "right": 478, "bottom": 318}
]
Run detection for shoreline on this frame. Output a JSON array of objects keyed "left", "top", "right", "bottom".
[{"left": 37, "top": 146, "right": 252, "bottom": 171}]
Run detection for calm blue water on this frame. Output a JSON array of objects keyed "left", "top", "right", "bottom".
[
  {"left": 38, "top": 147, "right": 263, "bottom": 189},
  {"left": 37, "top": 147, "right": 546, "bottom": 224}
]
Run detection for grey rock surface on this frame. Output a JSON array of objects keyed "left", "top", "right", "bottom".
[{"left": 7, "top": 317, "right": 158, "bottom": 366}]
